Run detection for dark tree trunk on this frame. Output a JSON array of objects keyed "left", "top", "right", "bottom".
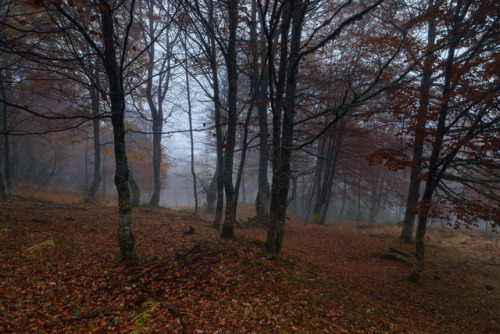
[
  {"left": 100, "top": 0, "right": 135, "bottom": 259},
  {"left": 0, "top": 71, "right": 10, "bottom": 198},
  {"left": 220, "top": 0, "right": 239, "bottom": 239},
  {"left": 185, "top": 38, "right": 198, "bottom": 215},
  {"left": 368, "top": 177, "right": 381, "bottom": 226},
  {"left": 85, "top": 84, "right": 101, "bottom": 203},
  {"left": 129, "top": 173, "right": 140, "bottom": 207},
  {"left": 145, "top": 18, "right": 164, "bottom": 207},
  {"left": 338, "top": 182, "right": 347, "bottom": 221},
  {"left": 410, "top": 6, "right": 461, "bottom": 280},
  {"left": 400, "top": 9, "right": 436, "bottom": 243},
  {"left": 253, "top": 0, "right": 270, "bottom": 220},
  {"left": 267, "top": 0, "right": 305, "bottom": 253},
  {"left": 207, "top": 0, "right": 224, "bottom": 230},
  {"left": 205, "top": 173, "right": 217, "bottom": 214},
  {"left": 240, "top": 167, "right": 246, "bottom": 204},
  {"left": 148, "top": 111, "right": 162, "bottom": 207},
  {"left": 311, "top": 127, "right": 342, "bottom": 225},
  {"left": 144, "top": 0, "right": 175, "bottom": 208},
  {"left": 255, "top": 100, "right": 271, "bottom": 218}
]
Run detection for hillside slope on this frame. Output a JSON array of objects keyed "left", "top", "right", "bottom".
[{"left": 0, "top": 192, "right": 498, "bottom": 333}]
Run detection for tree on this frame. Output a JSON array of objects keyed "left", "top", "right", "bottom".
[
  {"left": 84, "top": 65, "right": 102, "bottom": 203},
  {"left": 139, "top": 0, "right": 178, "bottom": 207},
  {"left": 260, "top": 0, "right": 408, "bottom": 252},
  {"left": 5, "top": 0, "right": 150, "bottom": 259},
  {"left": 399, "top": 0, "right": 437, "bottom": 243},
  {"left": 408, "top": 0, "right": 500, "bottom": 281}
]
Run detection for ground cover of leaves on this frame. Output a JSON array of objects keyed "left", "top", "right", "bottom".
[{"left": 0, "top": 191, "right": 498, "bottom": 333}]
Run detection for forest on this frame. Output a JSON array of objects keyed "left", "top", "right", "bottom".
[{"left": 0, "top": 0, "right": 499, "bottom": 332}]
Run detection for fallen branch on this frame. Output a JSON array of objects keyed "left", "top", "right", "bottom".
[
  {"left": 139, "top": 279, "right": 187, "bottom": 334},
  {"left": 332, "top": 251, "right": 346, "bottom": 264},
  {"left": 473, "top": 262, "right": 500, "bottom": 267},
  {"left": 389, "top": 247, "right": 411, "bottom": 258},
  {"left": 43, "top": 312, "right": 99, "bottom": 328},
  {"left": 32, "top": 218, "right": 52, "bottom": 224},
  {"left": 380, "top": 252, "right": 411, "bottom": 264}
]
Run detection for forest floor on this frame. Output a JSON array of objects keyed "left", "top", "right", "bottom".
[{"left": 0, "top": 186, "right": 499, "bottom": 333}]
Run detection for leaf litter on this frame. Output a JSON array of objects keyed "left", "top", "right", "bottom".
[{"left": 0, "top": 195, "right": 498, "bottom": 333}]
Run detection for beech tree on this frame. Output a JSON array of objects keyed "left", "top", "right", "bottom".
[
  {"left": 399, "top": 0, "right": 437, "bottom": 243},
  {"left": 407, "top": 0, "right": 500, "bottom": 281},
  {"left": 1, "top": 0, "right": 157, "bottom": 259},
  {"left": 137, "top": 0, "right": 178, "bottom": 207},
  {"left": 259, "top": 0, "right": 415, "bottom": 253}
]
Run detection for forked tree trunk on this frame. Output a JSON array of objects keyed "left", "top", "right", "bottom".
[
  {"left": 267, "top": 0, "right": 305, "bottom": 253},
  {"left": 410, "top": 8, "right": 460, "bottom": 280},
  {"left": 400, "top": 7, "right": 436, "bottom": 243}
]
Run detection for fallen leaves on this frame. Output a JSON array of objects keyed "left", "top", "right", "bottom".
[{"left": 0, "top": 195, "right": 498, "bottom": 333}]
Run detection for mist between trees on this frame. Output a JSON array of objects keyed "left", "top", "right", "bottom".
[{"left": 0, "top": 0, "right": 498, "bottom": 280}]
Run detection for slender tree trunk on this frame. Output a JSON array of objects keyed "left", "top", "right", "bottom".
[
  {"left": 368, "top": 177, "right": 381, "bottom": 226},
  {"left": 85, "top": 84, "right": 101, "bottom": 203},
  {"left": 0, "top": 71, "right": 10, "bottom": 197},
  {"left": 312, "top": 129, "right": 342, "bottom": 225},
  {"left": 266, "top": 0, "right": 292, "bottom": 253},
  {"left": 311, "top": 136, "right": 326, "bottom": 224},
  {"left": 400, "top": 7, "right": 436, "bottom": 243},
  {"left": 253, "top": 0, "right": 270, "bottom": 220},
  {"left": 185, "top": 40, "right": 198, "bottom": 215},
  {"left": 102, "top": 154, "right": 106, "bottom": 197},
  {"left": 255, "top": 101, "right": 271, "bottom": 218},
  {"left": 240, "top": 167, "right": 246, "bottom": 204},
  {"left": 220, "top": 0, "right": 239, "bottom": 239},
  {"left": 205, "top": 173, "right": 217, "bottom": 214},
  {"left": 101, "top": 0, "right": 135, "bottom": 259},
  {"left": 410, "top": 7, "right": 461, "bottom": 280},
  {"left": 338, "top": 182, "right": 347, "bottom": 221},
  {"left": 267, "top": 0, "right": 305, "bottom": 253},
  {"left": 148, "top": 115, "right": 162, "bottom": 207},
  {"left": 208, "top": 0, "right": 224, "bottom": 230},
  {"left": 145, "top": 1, "right": 171, "bottom": 207},
  {"left": 129, "top": 173, "right": 140, "bottom": 207}
]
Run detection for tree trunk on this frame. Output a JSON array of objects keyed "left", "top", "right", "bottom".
[
  {"left": 220, "top": 0, "right": 239, "bottom": 239},
  {"left": 148, "top": 114, "right": 162, "bottom": 207},
  {"left": 129, "top": 173, "right": 140, "bottom": 207},
  {"left": 85, "top": 84, "right": 101, "bottom": 203},
  {"left": 144, "top": 0, "right": 172, "bottom": 207},
  {"left": 338, "top": 182, "right": 347, "bottom": 221},
  {"left": 410, "top": 7, "right": 461, "bottom": 280},
  {"left": 266, "top": 0, "right": 292, "bottom": 253},
  {"left": 208, "top": 0, "right": 224, "bottom": 230},
  {"left": 205, "top": 173, "right": 217, "bottom": 214},
  {"left": 368, "top": 177, "right": 381, "bottom": 226},
  {"left": 185, "top": 38, "right": 198, "bottom": 215},
  {"left": 101, "top": 0, "right": 135, "bottom": 259},
  {"left": 267, "top": 0, "right": 305, "bottom": 253},
  {"left": 0, "top": 70, "right": 10, "bottom": 197},
  {"left": 253, "top": 0, "right": 270, "bottom": 220},
  {"left": 312, "top": 128, "right": 342, "bottom": 225},
  {"left": 400, "top": 5, "right": 436, "bottom": 243}
]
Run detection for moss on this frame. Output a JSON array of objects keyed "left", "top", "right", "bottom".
[{"left": 311, "top": 212, "right": 321, "bottom": 224}]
